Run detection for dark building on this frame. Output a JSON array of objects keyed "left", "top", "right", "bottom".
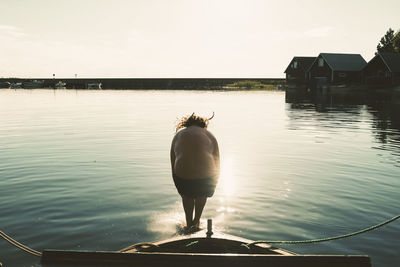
[
  {"left": 308, "top": 53, "right": 367, "bottom": 86},
  {"left": 363, "top": 52, "right": 400, "bottom": 86},
  {"left": 284, "top": 57, "right": 316, "bottom": 86}
]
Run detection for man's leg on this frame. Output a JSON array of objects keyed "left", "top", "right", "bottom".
[
  {"left": 193, "top": 197, "right": 207, "bottom": 228},
  {"left": 181, "top": 195, "right": 194, "bottom": 227}
]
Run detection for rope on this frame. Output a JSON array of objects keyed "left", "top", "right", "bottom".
[
  {"left": 0, "top": 231, "right": 42, "bottom": 257},
  {"left": 1, "top": 215, "right": 398, "bottom": 256},
  {"left": 247, "top": 215, "right": 399, "bottom": 246},
  {"left": 186, "top": 240, "right": 199, "bottom": 247},
  {"left": 119, "top": 242, "right": 159, "bottom": 252}
]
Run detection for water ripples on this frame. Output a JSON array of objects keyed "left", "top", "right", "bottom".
[{"left": 0, "top": 90, "right": 399, "bottom": 267}]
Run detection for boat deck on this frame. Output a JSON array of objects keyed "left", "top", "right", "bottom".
[
  {"left": 121, "top": 229, "right": 294, "bottom": 255},
  {"left": 41, "top": 229, "right": 371, "bottom": 267}
]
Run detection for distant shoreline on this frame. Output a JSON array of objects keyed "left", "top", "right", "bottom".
[{"left": 0, "top": 78, "right": 285, "bottom": 90}]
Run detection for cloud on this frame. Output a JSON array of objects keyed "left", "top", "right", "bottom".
[
  {"left": 304, "top": 26, "right": 334, "bottom": 37},
  {"left": 0, "top": 25, "right": 26, "bottom": 40},
  {"left": 268, "top": 31, "right": 303, "bottom": 42}
]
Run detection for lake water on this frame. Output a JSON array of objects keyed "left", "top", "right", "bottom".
[{"left": 0, "top": 89, "right": 399, "bottom": 267}]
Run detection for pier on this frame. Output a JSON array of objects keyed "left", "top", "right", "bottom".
[{"left": 0, "top": 78, "right": 284, "bottom": 90}]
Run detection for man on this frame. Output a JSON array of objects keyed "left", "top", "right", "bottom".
[{"left": 170, "top": 113, "right": 220, "bottom": 229}]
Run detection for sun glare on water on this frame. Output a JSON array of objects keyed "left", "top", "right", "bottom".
[{"left": 218, "top": 158, "right": 236, "bottom": 196}]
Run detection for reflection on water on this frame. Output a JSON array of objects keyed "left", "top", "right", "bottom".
[
  {"left": 0, "top": 89, "right": 399, "bottom": 267},
  {"left": 286, "top": 90, "right": 400, "bottom": 174},
  {"left": 286, "top": 89, "right": 400, "bottom": 150},
  {"left": 369, "top": 103, "right": 400, "bottom": 143},
  {"left": 218, "top": 158, "right": 236, "bottom": 196},
  {"left": 368, "top": 103, "right": 400, "bottom": 169}
]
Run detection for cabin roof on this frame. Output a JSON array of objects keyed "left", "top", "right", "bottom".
[
  {"left": 311, "top": 53, "right": 367, "bottom": 72},
  {"left": 284, "top": 57, "right": 316, "bottom": 73},
  {"left": 378, "top": 52, "right": 400, "bottom": 72}
]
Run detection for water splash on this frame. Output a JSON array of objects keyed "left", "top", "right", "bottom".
[
  {"left": 146, "top": 201, "right": 230, "bottom": 236},
  {"left": 146, "top": 201, "right": 185, "bottom": 236}
]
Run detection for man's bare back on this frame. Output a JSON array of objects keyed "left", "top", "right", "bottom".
[{"left": 171, "top": 126, "right": 219, "bottom": 180}]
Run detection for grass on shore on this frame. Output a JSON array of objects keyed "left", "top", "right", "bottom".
[{"left": 224, "top": 80, "right": 280, "bottom": 90}]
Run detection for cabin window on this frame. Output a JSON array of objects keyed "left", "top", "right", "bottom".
[
  {"left": 318, "top": 58, "right": 324, "bottom": 67},
  {"left": 293, "top": 61, "right": 298, "bottom": 69},
  {"left": 338, "top": 72, "right": 347, "bottom": 78}
]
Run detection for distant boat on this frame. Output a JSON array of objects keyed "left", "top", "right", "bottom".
[
  {"left": 55, "top": 81, "right": 67, "bottom": 89},
  {"left": 86, "top": 82, "right": 102, "bottom": 90},
  {"left": 10, "top": 82, "right": 22, "bottom": 89},
  {"left": 0, "top": 81, "right": 11, "bottom": 89},
  {"left": 22, "top": 80, "right": 44, "bottom": 89}
]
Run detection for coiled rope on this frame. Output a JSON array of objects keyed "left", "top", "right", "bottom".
[
  {"left": 119, "top": 242, "right": 159, "bottom": 252},
  {"left": 247, "top": 215, "right": 399, "bottom": 246},
  {"left": 0, "top": 231, "right": 42, "bottom": 257}
]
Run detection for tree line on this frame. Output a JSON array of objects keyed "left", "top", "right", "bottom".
[{"left": 376, "top": 28, "right": 400, "bottom": 54}]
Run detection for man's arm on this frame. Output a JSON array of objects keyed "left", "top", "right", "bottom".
[
  {"left": 210, "top": 134, "right": 220, "bottom": 176},
  {"left": 170, "top": 135, "right": 176, "bottom": 176}
]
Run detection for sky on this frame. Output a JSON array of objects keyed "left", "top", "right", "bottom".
[{"left": 0, "top": 0, "right": 399, "bottom": 78}]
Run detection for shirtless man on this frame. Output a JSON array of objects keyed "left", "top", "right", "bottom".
[{"left": 170, "top": 113, "right": 220, "bottom": 229}]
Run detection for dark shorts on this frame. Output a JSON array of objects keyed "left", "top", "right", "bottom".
[{"left": 173, "top": 174, "right": 218, "bottom": 198}]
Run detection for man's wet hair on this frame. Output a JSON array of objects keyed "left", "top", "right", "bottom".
[{"left": 176, "top": 112, "right": 214, "bottom": 132}]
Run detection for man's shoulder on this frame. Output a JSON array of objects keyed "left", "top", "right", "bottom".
[
  {"left": 173, "top": 128, "right": 190, "bottom": 142},
  {"left": 205, "top": 129, "right": 218, "bottom": 143},
  {"left": 175, "top": 128, "right": 188, "bottom": 137},
  {"left": 205, "top": 128, "right": 216, "bottom": 137}
]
